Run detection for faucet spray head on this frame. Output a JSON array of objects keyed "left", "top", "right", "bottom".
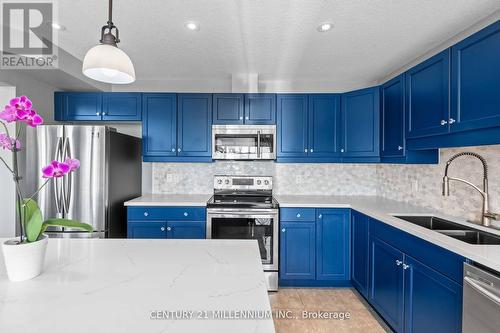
[{"left": 442, "top": 176, "right": 450, "bottom": 196}]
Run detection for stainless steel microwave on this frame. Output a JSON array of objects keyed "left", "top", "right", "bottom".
[{"left": 212, "top": 125, "right": 276, "bottom": 160}]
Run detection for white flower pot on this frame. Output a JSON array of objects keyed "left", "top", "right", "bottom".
[{"left": 1, "top": 234, "right": 48, "bottom": 281}]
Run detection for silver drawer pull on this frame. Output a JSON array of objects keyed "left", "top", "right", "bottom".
[
  {"left": 160, "top": 227, "right": 165, "bottom": 231},
  {"left": 167, "top": 227, "right": 172, "bottom": 231},
  {"left": 183, "top": 212, "right": 188, "bottom": 217},
  {"left": 281, "top": 228, "right": 286, "bottom": 233},
  {"left": 396, "top": 260, "right": 402, "bottom": 266},
  {"left": 440, "top": 119, "right": 448, "bottom": 126},
  {"left": 296, "top": 213, "right": 301, "bottom": 218},
  {"left": 403, "top": 264, "right": 410, "bottom": 270},
  {"left": 398, "top": 146, "right": 403, "bottom": 150},
  {"left": 318, "top": 214, "right": 322, "bottom": 219},
  {"left": 449, "top": 118, "right": 456, "bottom": 124},
  {"left": 144, "top": 212, "right": 149, "bottom": 217}
]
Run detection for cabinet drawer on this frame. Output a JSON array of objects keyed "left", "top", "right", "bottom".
[
  {"left": 280, "top": 208, "right": 316, "bottom": 222},
  {"left": 127, "top": 206, "right": 206, "bottom": 221}
]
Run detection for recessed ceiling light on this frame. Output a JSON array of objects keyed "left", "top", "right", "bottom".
[
  {"left": 317, "top": 22, "right": 333, "bottom": 32},
  {"left": 50, "top": 22, "right": 66, "bottom": 31},
  {"left": 185, "top": 21, "right": 200, "bottom": 31}
]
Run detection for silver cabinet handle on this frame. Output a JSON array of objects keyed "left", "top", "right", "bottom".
[
  {"left": 102, "top": 112, "right": 106, "bottom": 116},
  {"left": 403, "top": 264, "right": 410, "bottom": 270},
  {"left": 171, "top": 148, "right": 175, "bottom": 152},
  {"left": 398, "top": 146, "right": 403, "bottom": 150},
  {"left": 304, "top": 149, "right": 308, "bottom": 153},
  {"left": 396, "top": 260, "right": 402, "bottom": 266},
  {"left": 144, "top": 212, "right": 149, "bottom": 217},
  {"left": 167, "top": 227, "right": 172, "bottom": 231},
  {"left": 318, "top": 214, "right": 322, "bottom": 219},
  {"left": 341, "top": 149, "right": 345, "bottom": 153},
  {"left": 245, "top": 116, "right": 249, "bottom": 120},
  {"left": 449, "top": 118, "right": 456, "bottom": 124},
  {"left": 239, "top": 116, "right": 243, "bottom": 120},
  {"left": 440, "top": 119, "right": 448, "bottom": 126},
  {"left": 281, "top": 228, "right": 286, "bottom": 233},
  {"left": 95, "top": 112, "right": 100, "bottom": 116},
  {"left": 178, "top": 148, "right": 181, "bottom": 152},
  {"left": 160, "top": 227, "right": 165, "bottom": 231},
  {"left": 183, "top": 212, "right": 188, "bottom": 217},
  {"left": 310, "top": 149, "right": 314, "bottom": 153},
  {"left": 296, "top": 213, "right": 301, "bottom": 218}
]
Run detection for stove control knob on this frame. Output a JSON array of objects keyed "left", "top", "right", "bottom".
[
  {"left": 225, "top": 179, "right": 230, "bottom": 184},
  {"left": 217, "top": 179, "right": 222, "bottom": 184},
  {"left": 264, "top": 180, "right": 269, "bottom": 185},
  {"left": 257, "top": 180, "right": 261, "bottom": 185}
]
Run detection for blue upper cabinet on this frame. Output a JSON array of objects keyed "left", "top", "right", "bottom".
[
  {"left": 351, "top": 211, "right": 370, "bottom": 298},
  {"left": 213, "top": 94, "right": 244, "bottom": 124},
  {"left": 142, "top": 93, "right": 177, "bottom": 159},
  {"left": 381, "top": 75, "right": 405, "bottom": 158},
  {"left": 55, "top": 92, "right": 102, "bottom": 121},
  {"left": 341, "top": 87, "right": 380, "bottom": 159},
  {"left": 244, "top": 94, "right": 276, "bottom": 124},
  {"left": 55, "top": 92, "right": 141, "bottom": 121},
  {"left": 177, "top": 94, "right": 212, "bottom": 157},
  {"left": 102, "top": 93, "right": 142, "bottom": 121},
  {"left": 451, "top": 21, "right": 500, "bottom": 133},
  {"left": 308, "top": 94, "right": 341, "bottom": 158},
  {"left": 277, "top": 94, "right": 309, "bottom": 158},
  {"left": 406, "top": 49, "right": 450, "bottom": 139},
  {"left": 316, "top": 209, "right": 350, "bottom": 281}
]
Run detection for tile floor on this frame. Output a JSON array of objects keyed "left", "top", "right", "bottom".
[{"left": 269, "top": 288, "right": 390, "bottom": 333}]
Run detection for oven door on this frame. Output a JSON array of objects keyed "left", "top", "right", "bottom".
[
  {"left": 207, "top": 209, "right": 278, "bottom": 271},
  {"left": 212, "top": 125, "right": 276, "bottom": 160}
]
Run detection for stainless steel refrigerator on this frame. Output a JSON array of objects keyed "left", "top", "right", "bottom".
[{"left": 26, "top": 125, "right": 141, "bottom": 238}]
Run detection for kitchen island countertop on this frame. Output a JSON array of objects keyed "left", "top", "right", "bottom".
[{"left": 0, "top": 239, "right": 274, "bottom": 333}]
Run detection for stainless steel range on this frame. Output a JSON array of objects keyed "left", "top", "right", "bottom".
[{"left": 206, "top": 175, "right": 279, "bottom": 291}]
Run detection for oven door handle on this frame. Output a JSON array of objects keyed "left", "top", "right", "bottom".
[
  {"left": 207, "top": 213, "right": 277, "bottom": 219},
  {"left": 257, "top": 130, "right": 261, "bottom": 159}
]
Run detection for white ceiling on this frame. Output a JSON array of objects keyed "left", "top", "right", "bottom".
[{"left": 54, "top": 0, "right": 500, "bottom": 92}]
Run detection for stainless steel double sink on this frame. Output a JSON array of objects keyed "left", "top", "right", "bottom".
[{"left": 393, "top": 215, "right": 500, "bottom": 245}]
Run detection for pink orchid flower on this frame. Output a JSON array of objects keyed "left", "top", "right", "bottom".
[
  {"left": 0, "top": 105, "right": 18, "bottom": 122},
  {"left": 10, "top": 96, "right": 32, "bottom": 111},
  {"left": 16, "top": 109, "right": 44, "bottom": 127},
  {"left": 0, "top": 133, "right": 21, "bottom": 151},
  {"left": 41, "top": 158, "right": 80, "bottom": 178},
  {"left": 0, "top": 95, "right": 44, "bottom": 127}
]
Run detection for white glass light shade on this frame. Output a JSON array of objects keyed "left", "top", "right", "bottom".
[{"left": 82, "top": 44, "right": 135, "bottom": 84}]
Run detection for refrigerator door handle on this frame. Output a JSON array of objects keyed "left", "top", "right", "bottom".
[
  {"left": 54, "top": 137, "right": 63, "bottom": 215},
  {"left": 62, "top": 137, "right": 72, "bottom": 214}
]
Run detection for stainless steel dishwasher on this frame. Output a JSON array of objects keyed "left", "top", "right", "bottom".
[{"left": 463, "top": 263, "right": 500, "bottom": 333}]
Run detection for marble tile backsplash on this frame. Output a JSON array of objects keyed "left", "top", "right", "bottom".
[{"left": 152, "top": 145, "right": 500, "bottom": 226}]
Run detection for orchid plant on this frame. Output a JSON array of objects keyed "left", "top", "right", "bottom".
[{"left": 0, "top": 96, "right": 92, "bottom": 244}]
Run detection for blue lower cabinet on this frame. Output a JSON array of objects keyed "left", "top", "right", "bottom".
[
  {"left": 280, "top": 221, "right": 316, "bottom": 280},
  {"left": 166, "top": 221, "right": 205, "bottom": 239},
  {"left": 351, "top": 211, "right": 370, "bottom": 298},
  {"left": 404, "top": 255, "right": 462, "bottom": 333},
  {"left": 316, "top": 209, "right": 350, "bottom": 281},
  {"left": 370, "top": 236, "right": 405, "bottom": 333},
  {"left": 127, "top": 221, "right": 166, "bottom": 239},
  {"left": 127, "top": 207, "right": 206, "bottom": 239}
]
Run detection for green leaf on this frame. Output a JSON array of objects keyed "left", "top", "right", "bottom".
[
  {"left": 22, "top": 199, "right": 44, "bottom": 242},
  {"left": 41, "top": 219, "right": 93, "bottom": 234}
]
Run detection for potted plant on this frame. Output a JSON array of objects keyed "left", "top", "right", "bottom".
[{"left": 0, "top": 96, "right": 92, "bottom": 281}]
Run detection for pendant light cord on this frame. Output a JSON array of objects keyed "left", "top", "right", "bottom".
[{"left": 108, "top": 0, "right": 113, "bottom": 25}]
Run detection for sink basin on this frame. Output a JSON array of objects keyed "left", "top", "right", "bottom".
[
  {"left": 393, "top": 215, "right": 471, "bottom": 230},
  {"left": 393, "top": 215, "right": 500, "bottom": 245}
]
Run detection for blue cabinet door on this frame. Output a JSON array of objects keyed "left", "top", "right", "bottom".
[
  {"left": 244, "top": 94, "right": 276, "bottom": 124},
  {"left": 404, "top": 255, "right": 462, "bottom": 333},
  {"left": 280, "top": 221, "right": 316, "bottom": 280},
  {"left": 351, "top": 211, "right": 370, "bottom": 298},
  {"left": 166, "top": 221, "right": 205, "bottom": 239},
  {"left": 277, "top": 94, "right": 308, "bottom": 158},
  {"left": 316, "top": 209, "right": 350, "bottom": 281},
  {"left": 55, "top": 92, "right": 102, "bottom": 121},
  {"left": 451, "top": 21, "right": 500, "bottom": 133},
  {"left": 127, "top": 221, "right": 166, "bottom": 239},
  {"left": 177, "top": 94, "right": 212, "bottom": 157},
  {"left": 341, "top": 87, "right": 380, "bottom": 157},
  {"left": 142, "top": 93, "right": 177, "bottom": 158},
  {"left": 370, "top": 236, "right": 405, "bottom": 333},
  {"left": 102, "top": 93, "right": 141, "bottom": 121},
  {"left": 381, "top": 75, "right": 405, "bottom": 157},
  {"left": 213, "top": 94, "right": 244, "bottom": 124},
  {"left": 308, "top": 94, "right": 341, "bottom": 158},
  {"left": 406, "top": 50, "right": 450, "bottom": 138}
]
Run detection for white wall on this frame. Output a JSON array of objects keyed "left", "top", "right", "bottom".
[{"left": 0, "top": 85, "right": 17, "bottom": 237}]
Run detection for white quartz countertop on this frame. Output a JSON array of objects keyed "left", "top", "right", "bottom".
[
  {"left": 275, "top": 195, "right": 500, "bottom": 272},
  {"left": 0, "top": 239, "right": 274, "bottom": 333},
  {"left": 124, "top": 194, "right": 212, "bottom": 207}
]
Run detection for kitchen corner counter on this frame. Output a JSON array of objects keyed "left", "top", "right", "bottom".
[
  {"left": 124, "top": 194, "right": 212, "bottom": 207},
  {"left": 275, "top": 195, "right": 500, "bottom": 272},
  {"left": 0, "top": 239, "right": 274, "bottom": 333}
]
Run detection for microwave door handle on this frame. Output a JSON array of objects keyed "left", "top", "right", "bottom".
[{"left": 257, "top": 130, "right": 261, "bottom": 158}]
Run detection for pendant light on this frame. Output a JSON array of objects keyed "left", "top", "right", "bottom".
[{"left": 82, "top": 0, "right": 135, "bottom": 84}]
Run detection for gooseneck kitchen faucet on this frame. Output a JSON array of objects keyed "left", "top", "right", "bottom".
[{"left": 442, "top": 152, "right": 500, "bottom": 227}]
